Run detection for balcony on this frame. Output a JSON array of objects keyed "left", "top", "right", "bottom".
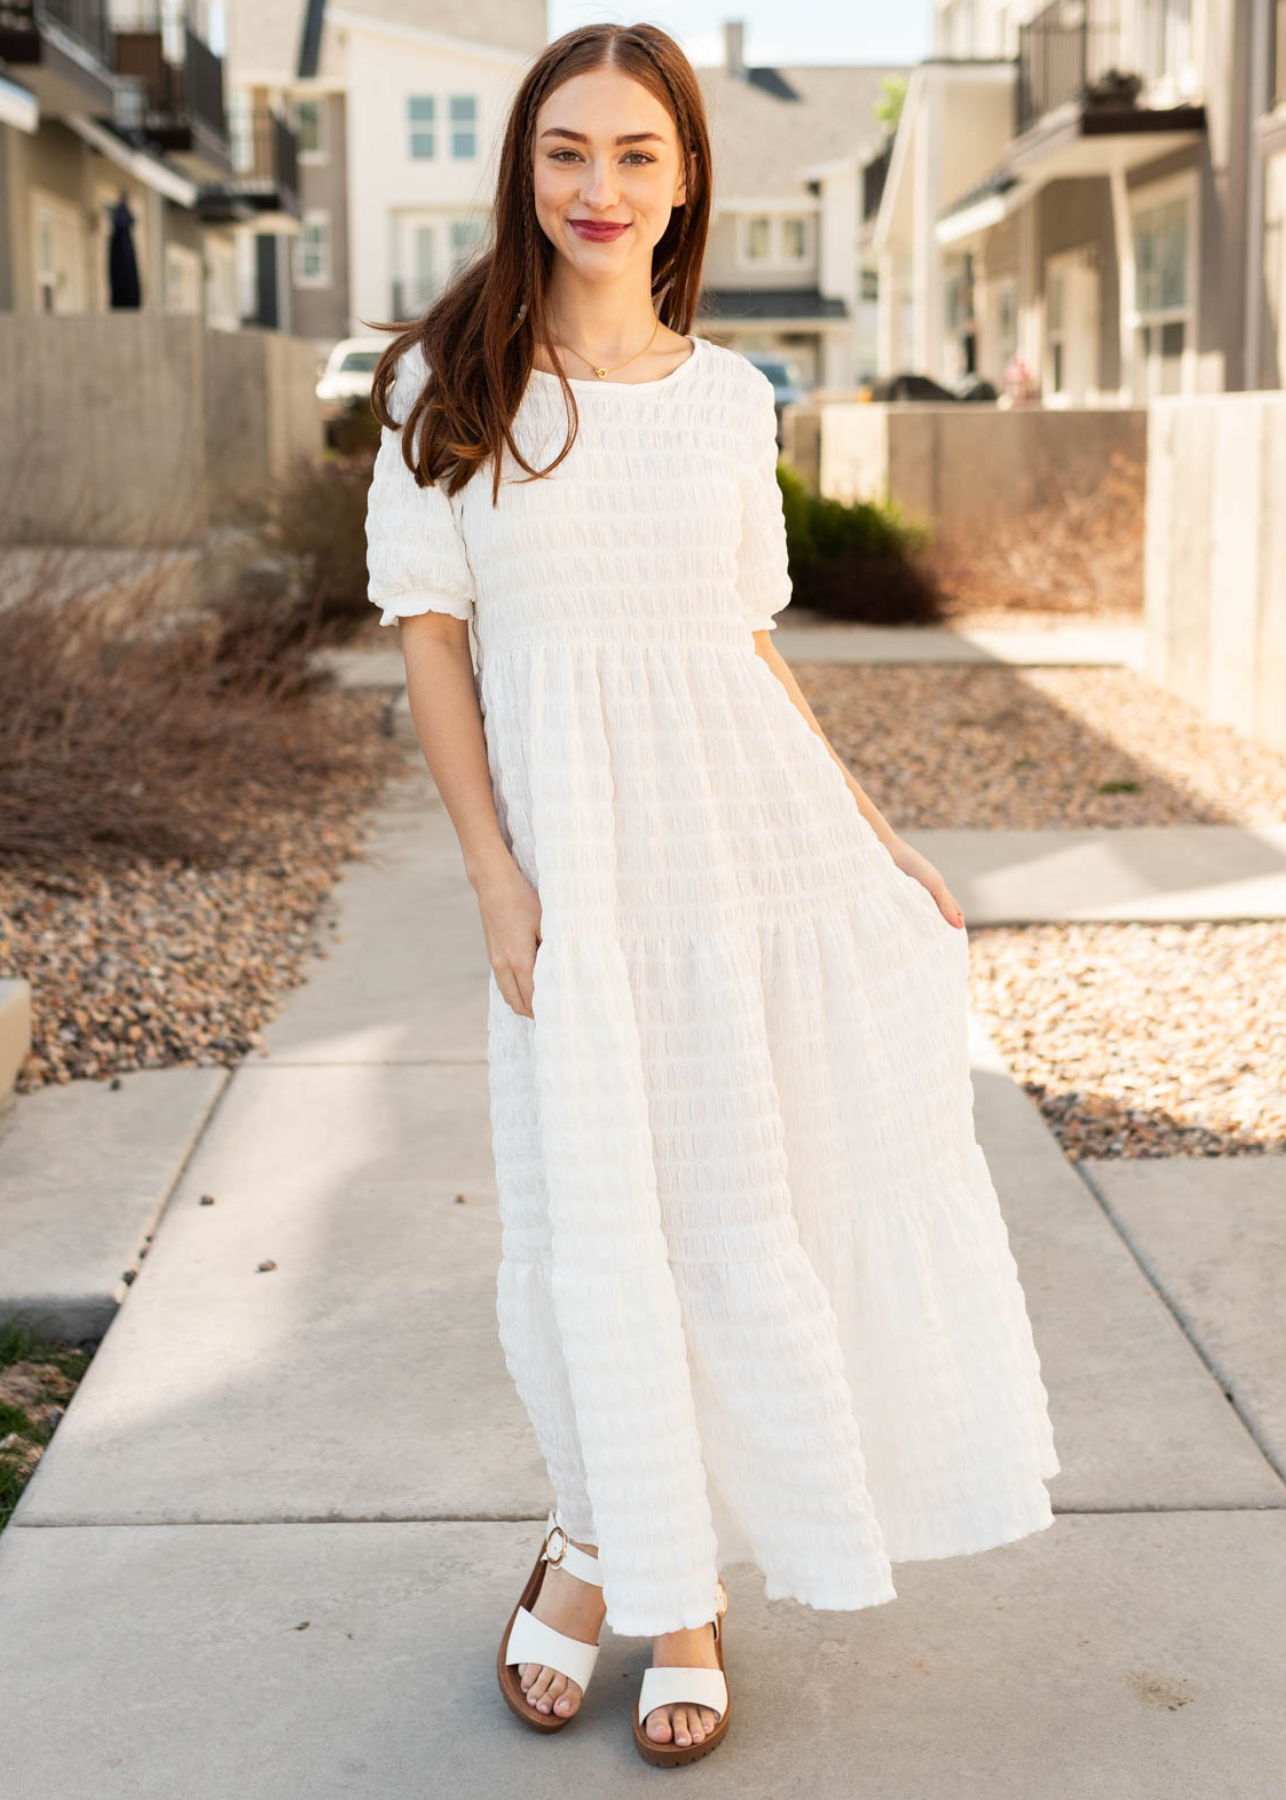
[
  {"left": 0, "top": 0, "right": 116, "bottom": 111},
  {"left": 198, "top": 104, "right": 300, "bottom": 229},
  {"left": 112, "top": 5, "right": 230, "bottom": 179},
  {"left": 1011, "top": 0, "right": 1204, "bottom": 179}
]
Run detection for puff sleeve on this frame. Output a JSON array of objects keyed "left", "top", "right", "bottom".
[
  {"left": 735, "top": 369, "right": 793, "bottom": 634},
  {"left": 365, "top": 341, "right": 477, "bottom": 627}
]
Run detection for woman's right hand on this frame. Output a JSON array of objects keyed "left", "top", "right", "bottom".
[{"left": 473, "top": 855, "right": 543, "bottom": 1018}]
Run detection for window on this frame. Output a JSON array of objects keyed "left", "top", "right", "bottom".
[
  {"left": 296, "top": 96, "right": 325, "bottom": 160},
  {"left": 1136, "top": 0, "right": 1195, "bottom": 94},
  {"left": 32, "top": 191, "right": 85, "bottom": 314},
  {"left": 449, "top": 95, "right": 477, "bottom": 160},
  {"left": 408, "top": 96, "right": 435, "bottom": 159},
  {"left": 449, "top": 217, "right": 484, "bottom": 272},
  {"left": 740, "top": 214, "right": 809, "bottom": 267},
  {"left": 294, "top": 211, "right": 330, "bottom": 287},
  {"left": 1132, "top": 189, "right": 1192, "bottom": 396},
  {"left": 860, "top": 267, "right": 879, "bottom": 304},
  {"left": 165, "top": 243, "right": 202, "bottom": 314}
]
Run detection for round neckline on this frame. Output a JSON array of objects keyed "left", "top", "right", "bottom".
[{"left": 528, "top": 333, "right": 702, "bottom": 392}]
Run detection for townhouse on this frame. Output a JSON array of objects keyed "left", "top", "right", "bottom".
[
  {"left": 873, "top": 0, "right": 1286, "bottom": 401},
  {"left": 0, "top": 1, "right": 303, "bottom": 327}
]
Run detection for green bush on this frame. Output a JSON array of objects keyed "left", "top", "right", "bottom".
[{"left": 777, "top": 460, "right": 943, "bottom": 626}]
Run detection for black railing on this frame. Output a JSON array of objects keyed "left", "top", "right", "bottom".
[
  {"left": 862, "top": 141, "right": 893, "bottom": 222},
  {"left": 183, "top": 25, "right": 225, "bottom": 137},
  {"left": 0, "top": 0, "right": 111, "bottom": 63},
  {"left": 229, "top": 109, "right": 300, "bottom": 208},
  {"left": 1016, "top": 0, "right": 1132, "bottom": 135},
  {"left": 114, "top": 22, "right": 226, "bottom": 141}
]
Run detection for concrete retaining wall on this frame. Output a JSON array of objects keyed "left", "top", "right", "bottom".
[
  {"left": 0, "top": 317, "right": 323, "bottom": 546},
  {"left": 791, "top": 402, "right": 1148, "bottom": 538},
  {"left": 1145, "top": 393, "right": 1286, "bottom": 754}
]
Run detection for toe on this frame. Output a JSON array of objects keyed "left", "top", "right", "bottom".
[
  {"left": 543, "top": 1672, "right": 568, "bottom": 1716},
  {"left": 526, "top": 1664, "right": 553, "bottom": 1709},
  {"left": 672, "top": 1705, "right": 691, "bottom": 1747},
  {"left": 553, "top": 1678, "right": 581, "bottom": 1718},
  {"left": 646, "top": 1706, "right": 672, "bottom": 1744}
]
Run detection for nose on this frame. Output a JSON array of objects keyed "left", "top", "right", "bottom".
[{"left": 579, "top": 156, "right": 621, "bottom": 211}]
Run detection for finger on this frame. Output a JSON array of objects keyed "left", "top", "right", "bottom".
[
  {"left": 495, "top": 968, "right": 532, "bottom": 1019},
  {"left": 938, "top": 885, "right": 965, "bottom": 926}
]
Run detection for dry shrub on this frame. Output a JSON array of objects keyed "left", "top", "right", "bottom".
[
  {"left": 0, "top": 544, "right": 391, "bottom": 873},
  {"left": 924, "top": 449, "right": 1144, "bottom": 620},
  {"left": 264, "top": 447, "right": 379, "bottom": 639}
]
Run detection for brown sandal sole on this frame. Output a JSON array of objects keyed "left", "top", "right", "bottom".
[
  {"left": 496, "top": 1543, "right": 598, "bottom": 1734},
  {"left": 632, "top": 1609, "right": 731, "bottom": 1767}
]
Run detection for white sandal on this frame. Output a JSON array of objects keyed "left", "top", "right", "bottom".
[
  {"left": 633, "top": 1579, "right": 731, "bottom": 1766},
  {"left": 496, "top": 1511, "right": 604, "bottom": 1732}
]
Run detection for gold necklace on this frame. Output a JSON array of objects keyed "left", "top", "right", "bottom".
[{"left": 549, "top": 314, "right": 663, "bottom": 380}]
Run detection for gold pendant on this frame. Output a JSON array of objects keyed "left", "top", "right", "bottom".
[{"left": 595, "top": 366, "right": 608, "bottom": 378}]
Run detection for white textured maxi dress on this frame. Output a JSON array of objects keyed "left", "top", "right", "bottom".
[{"left": 365, "top": 333, "right": 1060, "bottom": 1638}]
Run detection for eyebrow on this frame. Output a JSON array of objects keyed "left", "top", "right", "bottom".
[{"left": 539, "top": 128, "right": 664, "bottom": 145}]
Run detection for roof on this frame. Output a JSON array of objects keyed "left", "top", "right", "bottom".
[
  {"left": 697, "top": 62, "right": 907, "bottom": 202},
  {"left": 698, "top": 286, "right": 849, "bottom": 323}
]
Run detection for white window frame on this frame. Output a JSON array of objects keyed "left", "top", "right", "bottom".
[
  {"left": 735, "top": 210, "right": 813, "bottom": 271},
  {"left": 1128, "top": 168, "right": 1200, "bottom": 399},
  {"left": 294, "top": 93, "right": 327, "bottom": 165},
  {"left": 293, "top": 209, "right": 331, "bottom": 288}
]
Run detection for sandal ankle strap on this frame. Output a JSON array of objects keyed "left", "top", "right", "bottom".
[{"left": 541, "top": 1511, "right": 603, "bottom": 1588}]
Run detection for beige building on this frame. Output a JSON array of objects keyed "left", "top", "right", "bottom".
[
  {"left": 0, "top": 2, "right": 257, "bottom": 324},
  {"left": 874, "top": 0, "right": 1286, "bottom": 401}
]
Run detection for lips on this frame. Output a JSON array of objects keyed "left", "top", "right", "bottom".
[{"left": 569, "top": 220, "right": 629, "bottom": 240}]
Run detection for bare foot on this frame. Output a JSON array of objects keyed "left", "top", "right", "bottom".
[
  {"left": 642, "top": 1622, "right": 721, "bottom": 1748},
  {"left": 517, "top": 1537, "right": 605, "bottom": 1721}
]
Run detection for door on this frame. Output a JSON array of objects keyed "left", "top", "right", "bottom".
[{"left": 1044, "top": 249, "right": 1100, "bottom": 405}]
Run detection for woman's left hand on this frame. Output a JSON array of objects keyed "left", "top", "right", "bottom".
[{"left": 885, "top": 836, "right": 965, "bottom": 928}]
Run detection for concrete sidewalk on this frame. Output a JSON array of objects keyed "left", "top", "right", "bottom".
[{"left": 1, "top": 756, "right": 1283, "bottom": 1798}]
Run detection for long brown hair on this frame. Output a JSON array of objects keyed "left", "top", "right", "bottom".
[{"left": 363, "top": 22, "right": 713, "bottom": 505}]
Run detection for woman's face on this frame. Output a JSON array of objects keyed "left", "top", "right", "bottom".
[{"left": 532, "top": 66, "right": 687, "bottom": 278}]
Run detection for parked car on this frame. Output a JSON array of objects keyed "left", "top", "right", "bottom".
[
  {"left": 316, "top": 336, "right": 387, "bottom": 425},
  {"left": 857, "top": 371, "right": 999, "bottom": 403},
  {"left": 741, "top": 353, "right": 807, "bottom": 444}
]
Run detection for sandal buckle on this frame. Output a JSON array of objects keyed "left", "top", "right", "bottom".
[{"left": 543, "top": 1523, "right": 568, "bottom": 1566}]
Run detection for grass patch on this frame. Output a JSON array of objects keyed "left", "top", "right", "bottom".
[{"left": 0, "top": 1319, "right": 93, "bottom": 1534}]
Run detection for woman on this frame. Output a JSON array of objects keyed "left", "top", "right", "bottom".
[{"left": 364, "top": 22, "right": 1059, "bottom": 1769}]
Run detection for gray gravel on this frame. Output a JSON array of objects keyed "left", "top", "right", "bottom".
[
  {"left": 967, "top": 921, "right": 1286, "bottom": 1159},
  {"left": 795, "top": 664, "right": 1286, "bottom": 829}
]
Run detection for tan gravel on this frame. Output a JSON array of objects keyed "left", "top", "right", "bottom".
[
  {"left": 795, "top": 664, "right": 1286, "bottom": 829},
  {"left": 0, "top": 690, "right": 409, "bottom": 1093},
  {"left": 967, "top": 921, "right": 1286, "bottom": 1159}
]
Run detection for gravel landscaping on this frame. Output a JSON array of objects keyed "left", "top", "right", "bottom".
[
  {"left": 795, "top": 664, "right": 1286, "bottom": 829},
  {"left": 968, "top": 921, "right": 1286, "bottom": 1160},
  {"left": 0, "top": 690, "right": 407, "bottom": 1092}
]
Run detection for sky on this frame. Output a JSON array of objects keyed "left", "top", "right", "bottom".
[{"left": 546, "top": 1, "right": 934, "bottom": 67}]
